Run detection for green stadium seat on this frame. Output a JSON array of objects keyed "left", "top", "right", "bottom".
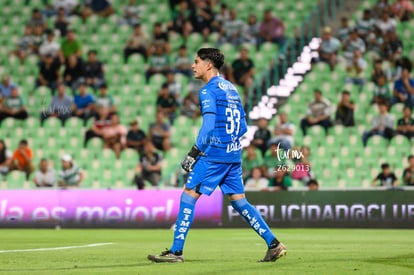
[{"left": 6, "top": 170, "right": 26, "bottom": 189}]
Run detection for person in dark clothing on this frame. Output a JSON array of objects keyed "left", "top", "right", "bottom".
[
  {"left": 335, "top": 90, "right": 355, "bottom": 127},
  {"left": 35, "top": 54, "right": 60, "bottom": 94}
]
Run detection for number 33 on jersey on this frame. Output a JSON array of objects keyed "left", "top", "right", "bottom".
[{"left": 199, "top": 76, "right": 248, "bottom": 163}]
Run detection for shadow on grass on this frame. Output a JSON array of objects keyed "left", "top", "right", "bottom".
[{"left": 364, "top": 253, "right": 414, "bottom": 270}]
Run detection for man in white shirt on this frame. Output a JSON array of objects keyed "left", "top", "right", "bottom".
[
  {"left": 318, "top": 26, "right": 341, "bottom": 71},
  {"left": 33, "top": 158, "right": 56, "bottom": 187},
  {"left": 39, "top": 29, "right": 62, "bottom": 61},
  {"left": 362, "top": 102, "right": 395, "bottom": 146},
  {"left": 300, "top": 90, "right": 333, "bottom": 136}
]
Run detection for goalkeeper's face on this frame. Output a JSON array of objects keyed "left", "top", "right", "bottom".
[{"left": 192, "top": 56, "right": 211, "bottom": 80}]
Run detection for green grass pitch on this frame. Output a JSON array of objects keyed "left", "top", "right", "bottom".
[{"left": 0, "top": 228, "right": 413, "bottom": 274}]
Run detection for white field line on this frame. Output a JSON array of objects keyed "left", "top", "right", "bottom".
[{"left": 0, "top": 242, "right": 114, "bottom": 253}]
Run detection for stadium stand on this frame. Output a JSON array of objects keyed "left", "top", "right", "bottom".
[{"left": 0, "top": 0, "right": 412, "bottom": 190}]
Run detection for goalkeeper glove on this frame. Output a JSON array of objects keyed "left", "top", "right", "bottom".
[{"left": 181, "top": 145, "right": 203, "bottom": 173}]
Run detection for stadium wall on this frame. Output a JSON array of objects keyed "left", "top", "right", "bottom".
[
  {"left": 224, "top": 191, "right": 414, "bottom": 229},
  {"left": 0, "top": 190, "right": 413, "bottom": 228}
]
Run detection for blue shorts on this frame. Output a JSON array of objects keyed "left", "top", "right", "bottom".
[{"left": 185, "top": 157, "right": 244, "bottom": 196}]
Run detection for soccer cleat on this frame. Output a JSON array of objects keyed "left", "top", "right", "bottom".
[
  {"left": 147, "top": 249, "right": 184, "bottom": 263},
  {"left": 259, "top": 242, "right": 287, "bottom": 262}
]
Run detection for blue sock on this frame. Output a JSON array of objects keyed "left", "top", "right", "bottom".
[
  {"left": 170, "top": 192, "right": 197, "bottom": 253},
  {"left": 231, "top": 198, "right": 276, "bottom": 248}
]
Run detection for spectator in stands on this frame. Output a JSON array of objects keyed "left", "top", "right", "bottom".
[
  {"left": 342, "top": 28, "right": 366, "bottom": 63},
  {"left": 211, "top": 3, "right": 229, "bottom": 32},
  {"left": 366, "top": 27, "right": 385, "bottom": 59},
  {"left": 402, "top": 155, "right": 414, "bottom": 186},
  {"left": 362, "top": 102, "right": 395, "bottom": 146},
  {"left": 63, "top": 54, "right": 85, "bottom": 93},
  {"left": 244, "top": 167, "right": 269, "bottom": 191},
  {"left": 35, "top": 53, "right": 61, "bottom": 94},
  {"left": 84, "top": 50, "right": 105, "bottom": 90},
  {"left": 230, "top": 48, "right": 255, "bottom": 94},
  {"left": 345, "top": 49, "right": 368, "bottom": 91},
  {"left": 53, "top": 0, "right": 79, "bottom": 16},
  {"left": 119, "top": 0, "right": 143, "bottom": 26},
  {"left": 60, "top": 29, "right": 82, "bottom": 61},
  {"left": 0, "top": 140, "right": 12, "bottom": 180},
  {"left": 291, "top": 146, "right": 314, "bottom": 186},
  {"left": 307, "top": 179, "right": 319, "bottom": 190},
  {"left": 372, "top": 163, "right": 398, "bottom": 187},
  {"left": 149, "top": 111, "right": 171, "bottom": 151},
  {"left": 0, "top": 86, "right": 29, "bottom": 123},
  {"left": 335, "top": 90, "right": 355, "bottom": 127},
  {"left": 218, "top": 9, "right": 246, "bottom": 47},
  {"left": 268, "top": 169, "right": 292, "bottom": 191},
  {"left": 123, "top": 23, "right": 148, "bottom": 63},
  {"left": 189, "top": 0, "right": 214, "bottom": 33},
  {"left": 73, "top": 81, "right": 95, "bottom": 124},
  {"left": 173, "top": 45, "right": 192, "bottom": 78},
  {"left": 33, "top": 158, "right": 56, "bottom": 187},
  {"left": 300, "top": 89, "right": 333, "bottom": 136},
  {"left": 145, "top": 45, "right": 170, "bottom": 83},
  {"left": 268, "top": 112, "right": 295, "bottom": 151},
  {"left": 101, "top": 113, "right": 127, "bottom": 159},
  {"left": 0, "top": 75, "right": 17, "bottom": 99},
  {"left": 81, "top": 0, "right": 114, "bottom": 20},
  {"left": 258, "top": 9, "right": 286, "bottom": 48},
  {"left": 317, "top": 26, "right": 341, "bottom": 71},
  {"left": 9, "top": 139, "right": 34, "bottom": 180},
  {"left": 28, "top": 8, "right": 47, "bottom": 31},
  {"left": 391, "top": 0, "right": 413, "bottom": 22},
  {"left": 245, "top": 14, "right": 260, "bottom": 48},
  {"left": 95, "top": 83, "right": 116, "bottom": 114},
  {"left": 252, "top": 118, "right": 271, "bottom": 157},
  {"left": 392, "top": 68, "right": 414, "bottom": 108},
  {"left": 374, "top": 0, "right": 392, "bottom": 17},
  {"left": 168, "top": 0, "right": 192, "bottom": 38},
  {"left": 165, "top": 71, "right": 182, "bottom": 104},
  {"left": 39, "top": 29, "right": 62, "bottom": 61},
  {"left": 12, "top": 25, "right": 36, "bottom": 64},
  {"left": 126, "top": 120, "right": 147, "bottom": 155},
  {"left": 149, "top": 22, "right": 170, "bottom": 55},
  {"left": 242, "top": 144, "right": 264, "bottom": 180},
  {"left": 372, "top": 74, "right": 392, "bottom": 105},
  {"left": 156, "top": 83, "right": 178, "bottom": 125},
  {"left": 375, "top": 10, "right": 397, "bottom": 36},
  {"left": 372, "top": 59, "right": 392, "bottom": 84},
  {"left": 54, "top": 7, "right": 70, "bottom": 37},
  {"left": 337, "top": 17, "right": 351, "bottom": 42},
  {"left": 83, "top": 106, "right": 112, "bottom": 147},
  {"left": 58, "top": 154, "right": 83, "bottom": 188},
  {"left": 381, "top": 30, "right": 403, "bottom": 63},
  {"left": 396, "top": 106, "right": 414, "bottom": 139},
  {"left": 133, "top": 141, "right": 162, "bottom": 189},
  {"left": 40, "top": 82, "right": 74, "bottom": 126},
  {"left": 393, "top": 56, "right": 412, "bottom": 81},
  {"left": 356, "top": 9, "right": 375, "bottom": 43},
  {"left": 181, "top": 94, "right": 200, "bottom": 119},
  {"left": 31, "top": 25, "right": 44, "bottom": 54}
]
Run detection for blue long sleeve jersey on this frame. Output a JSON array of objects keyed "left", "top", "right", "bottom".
[{"left": 195, "top": 76, "right": 247, "bottom": 163}]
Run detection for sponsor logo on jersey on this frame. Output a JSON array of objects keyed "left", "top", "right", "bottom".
[
  {"left": 226, "top": 141, "right": 242, "bottom": 153},
  {"left": 218, "top": 81, "right": 235, "bottom": 91}
]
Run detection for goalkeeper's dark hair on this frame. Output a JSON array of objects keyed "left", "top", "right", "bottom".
[{"left": 197, "top": 48, "right": 224, "bottom": 70}]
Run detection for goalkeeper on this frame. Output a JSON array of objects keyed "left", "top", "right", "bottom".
[{"left": 148, "top": 48, "right": 287, "bottom": 263}]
